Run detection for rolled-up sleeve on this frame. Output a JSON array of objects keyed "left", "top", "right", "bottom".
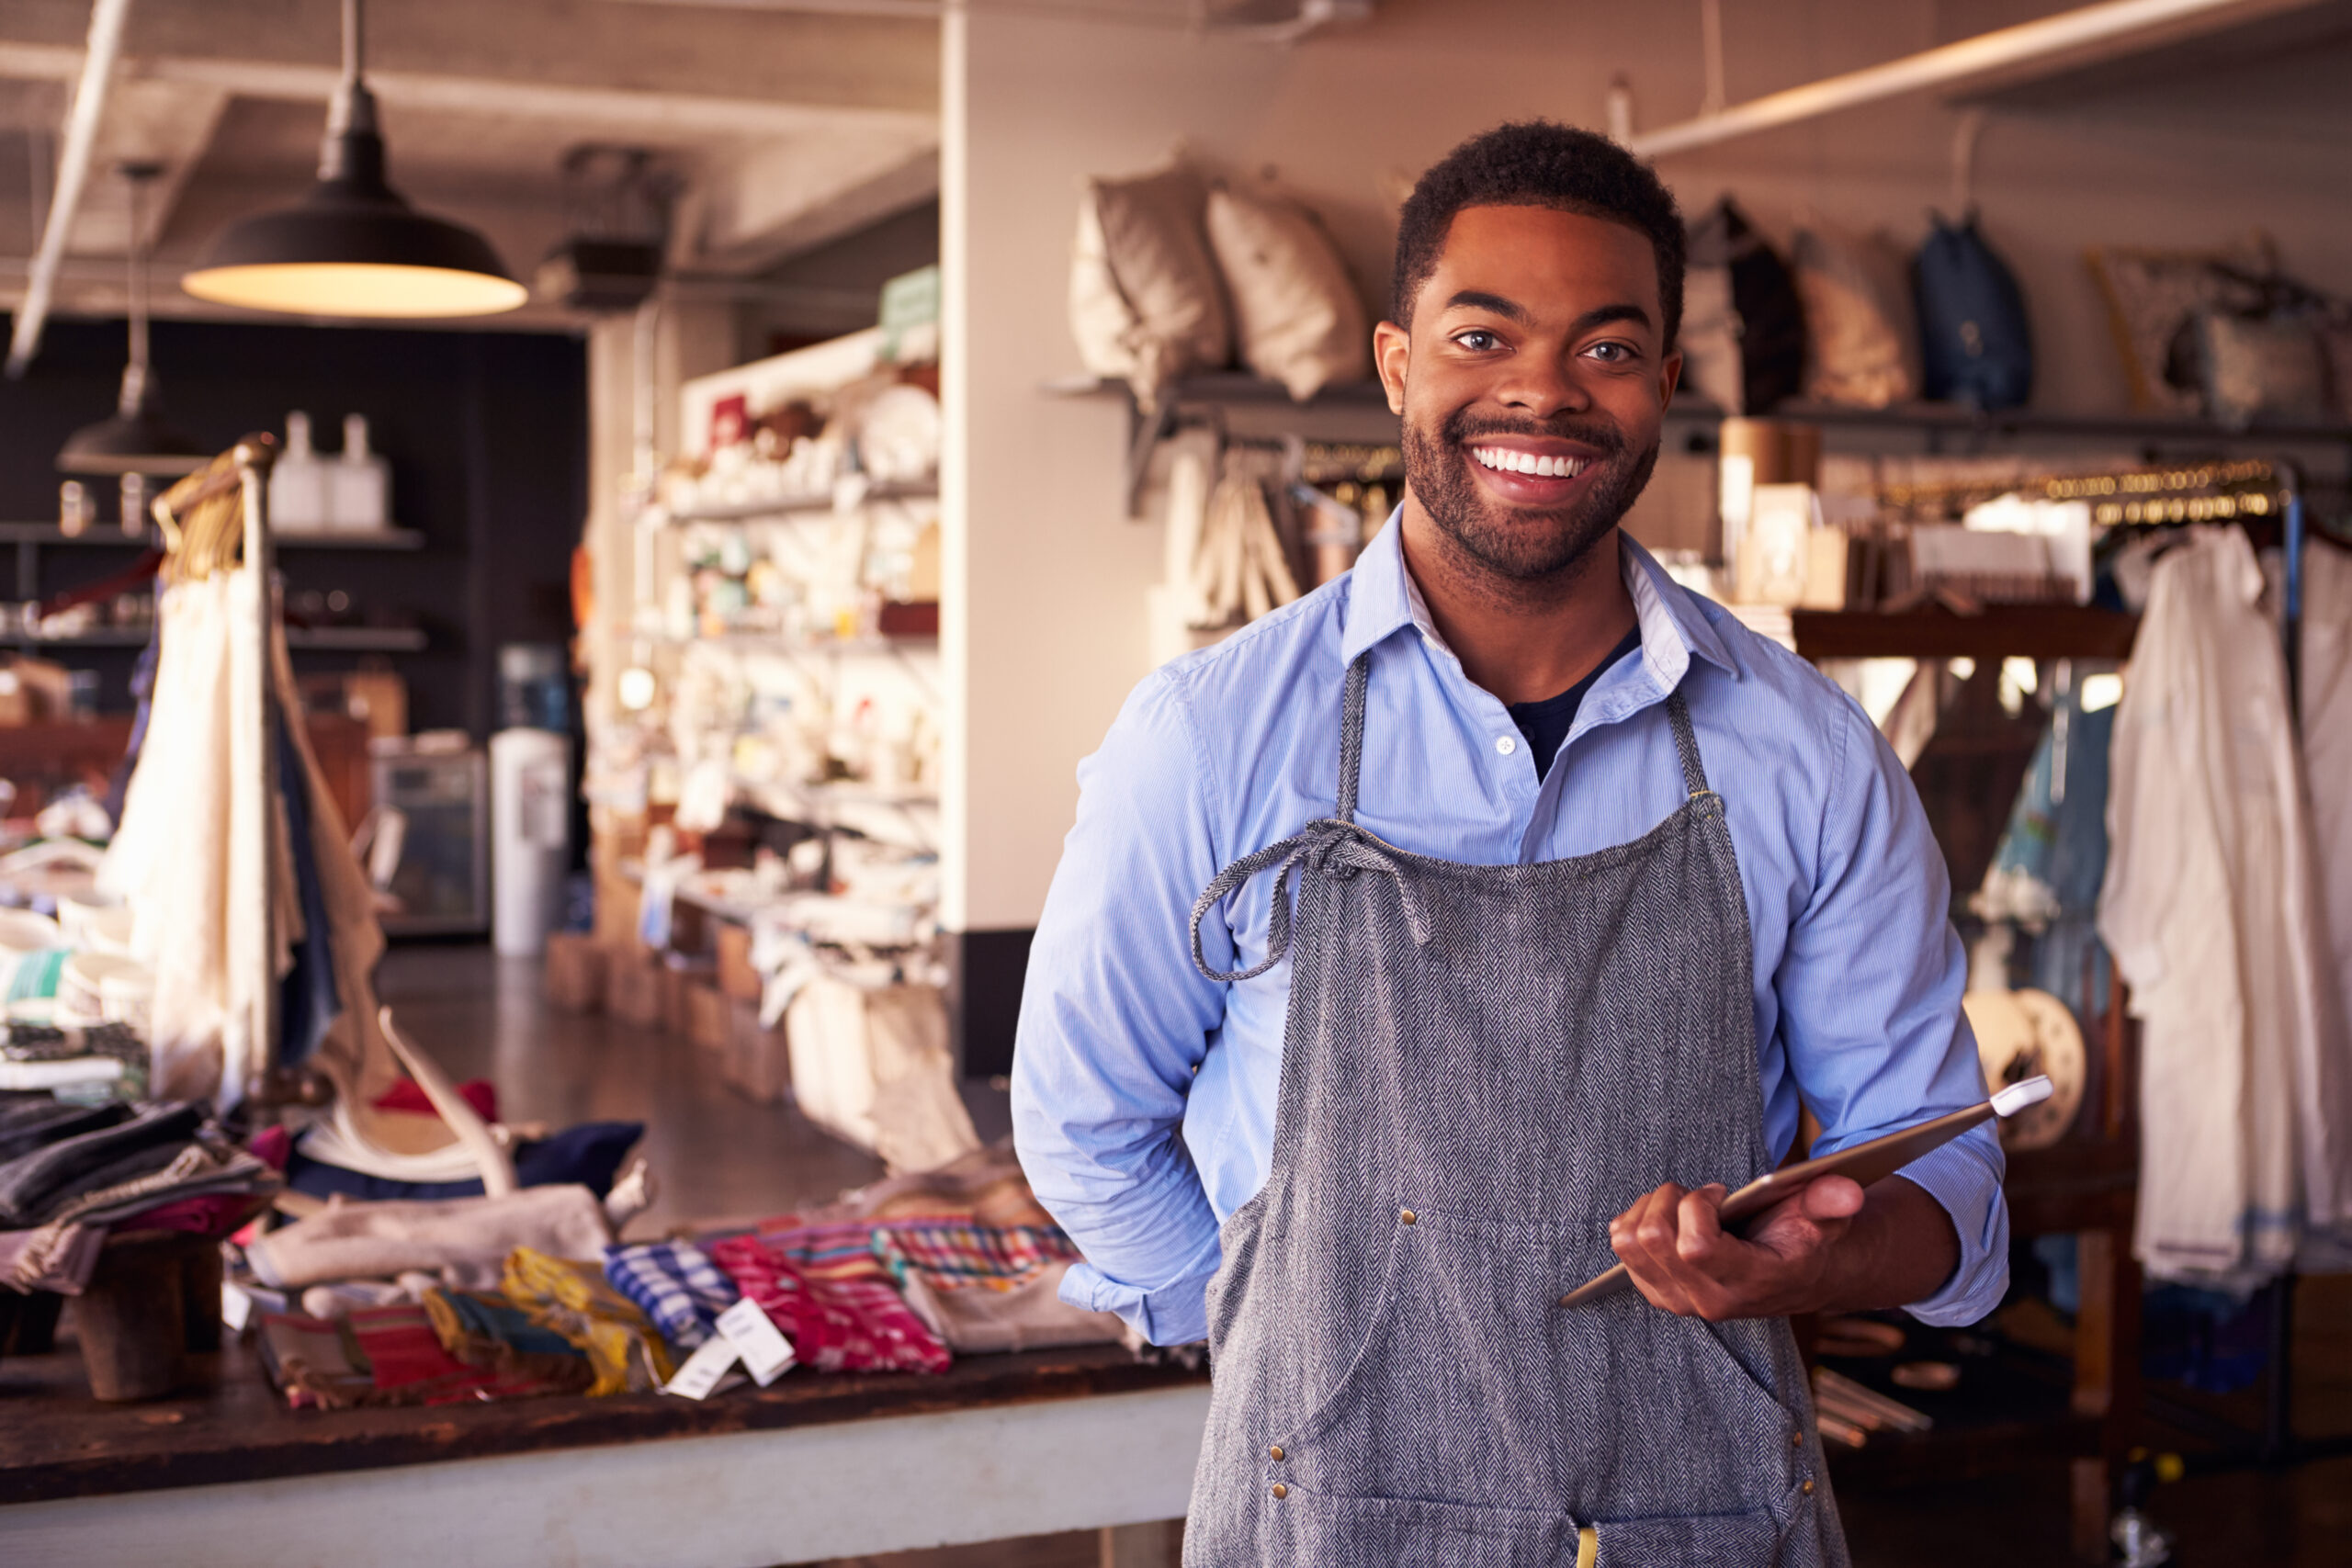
[
  {"left": 1012, "top": 671, "right": 1229, "bottom": 1345},
  {"left": 1779, "top": 693, "right": 2009, "bottom": 1326}
]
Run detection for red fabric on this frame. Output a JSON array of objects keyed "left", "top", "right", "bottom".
[
  {"left": 111, "top": 1193, "right": 262, "bottom": 1237},
  {"left": 248, "top": 1124, "right": 294, "bottom": 1171},
  {"left": 372, "top": 1078, "right": 500, "bottom": 1123},
  {"left": 708, "top": 1231, "right": 949, "bottom": 1375},
  {"left": 344, "top": 1304, "right": 546, "bottom": 1404}
]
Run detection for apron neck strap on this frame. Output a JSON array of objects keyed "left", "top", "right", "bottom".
[
  {"left": 1336, "top": 652, "right": 1371, "bottom": 823},
  {"left": 1666, "top": 687, "right": 1712, "bottom": 797}
]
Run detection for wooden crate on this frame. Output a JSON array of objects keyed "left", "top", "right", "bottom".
[
  {"left": 725, "top": 998, "right": 792, "bottom": 1105},
  {"left": 715, "top": 922, "right": 763, "bottom": 1003},
  {"left": 605, "top": 947, "right": 666, "bottom": 1031},
  {"left": 542, "top": 932, "right": 607, "bottom": 1013},
  {"left": 686, "top": 980, "right": 733, "bottom": 1055}
]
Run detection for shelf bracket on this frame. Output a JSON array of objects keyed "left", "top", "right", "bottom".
[{"left": 1125, "top": 390, "right": 1181, "bottom": 521}]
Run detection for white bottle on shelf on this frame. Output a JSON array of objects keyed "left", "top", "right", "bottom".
[
  {"left": 269, "top": 412, "right": 329, "bottom": 533},
  {"left": 330, "top": 413, "right": 390, "bottom": 532}
]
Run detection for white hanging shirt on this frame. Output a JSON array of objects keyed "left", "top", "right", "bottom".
[{"left": 2098, "top": 526, "right": 2352, "bottom": 1289}]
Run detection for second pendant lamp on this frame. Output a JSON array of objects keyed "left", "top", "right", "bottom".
[{"left": 182, "top": 0, "right": 526, "bottom": 319}]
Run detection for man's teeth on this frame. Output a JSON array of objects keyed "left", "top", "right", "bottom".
[{"left": 1472, "top": 446, "right": 1589, "bottom": 479}]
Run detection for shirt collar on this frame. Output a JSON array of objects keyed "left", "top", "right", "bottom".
[{"left": 1340, "top": 508, "right": 1737, "bottom": 683}]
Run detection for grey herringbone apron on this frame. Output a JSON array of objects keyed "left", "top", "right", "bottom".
[{"left": 1182, "top": 654, "right": 1847, "bottom": 1568}]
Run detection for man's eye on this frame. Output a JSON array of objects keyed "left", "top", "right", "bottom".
[
  {"left": 1587, "top": 342, "right": 1638, "bottom": 364},
  {"left": 1454, "top": 330, "right": 1501, "bottom": 352}
]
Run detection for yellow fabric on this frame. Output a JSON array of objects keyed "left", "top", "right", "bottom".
[
  {"left": 503, "top": 1247, "right": 675, "bottom": 1395},
  {"left": 1577, "top": 1526, "right": 1598, "bottom": 1568}
]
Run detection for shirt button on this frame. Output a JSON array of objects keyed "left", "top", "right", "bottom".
[
  {"left": 1495, "top": 735, "right": 1518, "bottom": 756},
  {"left": 1272, "top": 1483, "right": 1289, "bottom": 1499},
  {"left": 1270, "top": 1445, "right": 1285, "bottom": 1461}
]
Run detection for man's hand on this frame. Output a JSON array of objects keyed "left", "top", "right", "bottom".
[{"left": 1607, "top": 1174, "right": 1958, "bottom": 1321}]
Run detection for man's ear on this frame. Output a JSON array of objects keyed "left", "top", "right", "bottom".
[
  {"left": 1373, "top": 320, "right": 1410, "bottom": 417},
  {"left": 1658, "top": 349, "right": 1683, "bottom": 409}
]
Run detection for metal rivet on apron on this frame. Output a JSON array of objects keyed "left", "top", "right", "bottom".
[
  {"left": 1399, "top": 1208, "right": 1417, "bottom": 1224},
  {"left": 1270, "top": 1445, "right": 1285, "bottom": 1461},
  {"left": 1272, "top": 1483, "right": 1289, "bottom": 1499},
  {"left": 1790, "top": 1430, "right": 1804, "bottom": 1448},
  {"left": 1801, "top": 1479, "right": 1815, "bottom": 1496}
]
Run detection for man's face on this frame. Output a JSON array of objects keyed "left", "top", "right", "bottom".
[{"left": 1374, "top": 205, "right": 1679, "bottom": 582}]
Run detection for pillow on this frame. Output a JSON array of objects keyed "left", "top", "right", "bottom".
[
  {"left": 2197, "top": 311, "right": 2329, "bottom": 427},
  {"left": 1793, "top": 220, "right": 1916, "bottom": 408},
  {"left": 1677, "top": 259, "right": 1744, "bottom": 414},
  {"left": 1068, "top": 161, "right": 1230, "bottom": 408},
  {"left": 1204, "top": 182, "right": 1368, "bottom": 401}
]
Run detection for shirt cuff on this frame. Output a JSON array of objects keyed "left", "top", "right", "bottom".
[
  {"left": 1892, "top": 1131, "right": 2011, "bottom": 1326},
  {"left": 1060, "top": 1259, "right": 1216, "bottom": 1346}
]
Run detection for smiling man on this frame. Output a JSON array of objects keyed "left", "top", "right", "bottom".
[{"left": 1012, "top": 122, "right": 2004, "bottom": 1566}]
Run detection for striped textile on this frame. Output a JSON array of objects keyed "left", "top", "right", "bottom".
[
  {"left": 709, "top": 1226, "right": 949, "bottom": 1375},
  {"left": 871, "top": 1222, "right": 1082, "bottom": 1293},
  {"left": 603, "top": 1239, "right": 740, "bottom": 1350}
]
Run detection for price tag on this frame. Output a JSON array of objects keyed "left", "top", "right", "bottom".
[
  {"left": 663, "top": 1335, "right": 742, "bottom": 1400},
  {"left": 717, "top": 1297, "right": 797, "bottom": 1386}
]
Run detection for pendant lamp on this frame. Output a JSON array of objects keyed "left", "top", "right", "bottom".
[
  {"left": 181, "top": 0, "right": 525, "bottom": 319},
  {"left": 58, "top": 163, "right": 208, "bottom": 479}
]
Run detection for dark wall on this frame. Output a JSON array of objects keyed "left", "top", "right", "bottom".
[{"left": 0, "top": 315, "right": 588, "bottom": 734}]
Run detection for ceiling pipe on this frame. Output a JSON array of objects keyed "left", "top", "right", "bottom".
[
  {"left": 1627, "top": 0, "right": 2301, "bottom": 158},
  {"left": 6, "top": 0, "right": 136, "bottom": 379}
]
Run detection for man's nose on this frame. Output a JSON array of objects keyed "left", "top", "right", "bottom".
[{"left": 1494, "top": 352, "right": 1592, "bottom": 417}]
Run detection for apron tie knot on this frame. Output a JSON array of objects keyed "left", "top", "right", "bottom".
[{"left": 1190, "top": 819, "right": 1432, "bottom": 984}]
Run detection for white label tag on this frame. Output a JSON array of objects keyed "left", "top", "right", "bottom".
[
  {"left": 221, "top": 1281, "right": 254, "bottom": 1334},
  {"left": 663, "top": 1335, "right": 742, "bottom": 1400},
  {"left": 717, "top": 1297, "right": 797, "bottom": 1386}
]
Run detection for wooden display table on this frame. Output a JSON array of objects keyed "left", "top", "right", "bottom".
[{"left": 0, "top": 1334, "right": 1211, "bottom": 1567}]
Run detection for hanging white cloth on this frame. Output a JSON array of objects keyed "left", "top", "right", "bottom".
[{"left": 2098, "top": 526, "right": 2352, "bottom": 1290}]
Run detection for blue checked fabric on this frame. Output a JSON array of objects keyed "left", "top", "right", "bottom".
[{"left": 604, "top": 1239, "right": 740, "bottom": 1350}]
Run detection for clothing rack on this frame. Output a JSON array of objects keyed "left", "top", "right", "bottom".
[{"left": 151, "top": 435, "right": 286, "bottom": 1109}]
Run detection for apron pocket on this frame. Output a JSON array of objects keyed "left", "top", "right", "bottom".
[
  {"left": 1591, "top": 1505, "right": 1781, "bottom": 1568},
  {"left": 1273, "top": 1207, "right": 1802, "bottom": 1518},
  {"left": 1262, "top": 1483, "right": 1586, "bottom": 1568}
]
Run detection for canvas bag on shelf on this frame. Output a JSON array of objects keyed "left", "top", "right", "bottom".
[
  {"left": 1069, "top": 159, "right": 1230, "bottom": 409},
  {"left": 1204, "top": 179, "right": 1368, "bottom": 401},
  {"left": 1792, "top": 218, "right": 1917, "bottom": 409}
]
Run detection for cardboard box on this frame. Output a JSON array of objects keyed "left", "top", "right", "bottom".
[
  {"left": 542, "top": 932, "right": 607, "bottom": 1013},
  {"left": 662, "top": 958, "right": 717, "bottom": 1038},
  {"left": 593, "top": 864, "right": 640, "bottom": 950},
  {"left": 725, "top": 998, "right": 791, "bottom": 1105},
  {"left": 686, "top": 980, "right": 732, "bottom": 1055},
  {"left": 715, "top": 923, "right": 763, "bottom": 1004},
  {"left": 605, "top": 947, "right": 666, "bottom": 1030}
]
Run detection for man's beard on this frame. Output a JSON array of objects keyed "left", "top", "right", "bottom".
[{"left": 1401, "top": 404, "right": 1660, "bottom": 582}]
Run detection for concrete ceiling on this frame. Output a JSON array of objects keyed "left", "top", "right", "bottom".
[{"left": 0, "top": 0, "right": 941, "bottom": 329}]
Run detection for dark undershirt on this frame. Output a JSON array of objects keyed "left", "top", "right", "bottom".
[{"left": 1506, "top": 626, "right": 1644, "bottom": 783}]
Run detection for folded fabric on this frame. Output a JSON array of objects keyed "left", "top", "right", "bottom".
[
  {"left": 604, "top": 1239, "right": 739, "bottom": 1350},
  {"left": 256, "top": 1313, "right": 379, "bottom": 1410},
  {"left": 110, "top": 1190, "right": 266, "bottom": 1237},
  {"left": 0, "top": 1097, "right": 130, "bottom": 1164},
  {"left": 0, "top": 1222, "right": 104, "bottom": 1295},
  {"left": 286, "top": 1122, "right": 644, "bottom": 1203},
  {"left": 346, "top": 1303, "right": 508, "bottom": 1403},
  {"left": 0, "top": 1102, "right": 203, "bottom": 1225},
  {"left": 1, "top": 1144, "right": 272, "bottom": 1293},
  {"left": 502, "top": 1247, "right": 673, "bottom": 1396},
  {"left": 245, "top": 1184, "right": 611, "bottom": 1291},
  {"left": 871, "top": 1222, "right": 1083, "bottom": 1289},
  {"left": 894, "top": 1260, "right": 1125, "bottom": 1355},
  {"left": 422, "top": 1287, "right": 596, "bottom": 1396},
  {"left": 871, "top": 1223, "right": 1119, "bottom": 1354},
  {"left": 709, "top": 1227, "right": 949, "bottom": 1375}
]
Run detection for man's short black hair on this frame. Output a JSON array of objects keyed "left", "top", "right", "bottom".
[{"left": 1391, "top": 120, "right": 1685, "bottom": 349}]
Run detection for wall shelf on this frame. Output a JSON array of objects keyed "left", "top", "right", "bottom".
[
  {"left": 665, "top": 481, "right": 939, "bottom": 524},
  {"left": 0, "top": 524, "right": 426, "bottom": 550},
  {"left": 1050, "top": 373, "right": 2352, "bottom": 518},
  {"left": 1, "top": 625, "right": 427, "bottom": 653},
  {"left": 1791, "top": 606, "right": 2140, "bottom": 662}
]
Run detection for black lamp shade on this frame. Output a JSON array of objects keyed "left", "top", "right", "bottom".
[
  {"left": 183, "top": 113, "right": 526, "bottom": 319},
  {"left": 57, "top": 403, "right": 209, "bottom": 477}
]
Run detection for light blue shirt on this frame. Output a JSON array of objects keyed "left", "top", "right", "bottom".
[{"left": 1012, "top": 519, "right": 2008, "bottom": 1345}]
